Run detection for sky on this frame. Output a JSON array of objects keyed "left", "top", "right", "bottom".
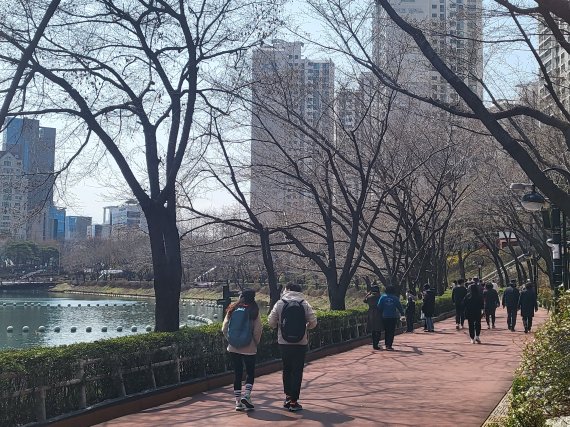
[{"left": 46, "top": 0, "right": 536, "bottom": 224}]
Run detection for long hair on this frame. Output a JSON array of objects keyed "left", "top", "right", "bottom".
[{"left": 226, "top": 289, "right": 259, "bottom": 320}]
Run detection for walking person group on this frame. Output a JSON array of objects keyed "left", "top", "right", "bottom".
[{"left": 222, "top": 284, "right": 317, "bottom": 412}]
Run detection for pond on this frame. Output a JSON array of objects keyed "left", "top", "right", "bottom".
[{"left": 0, "top": 289, "right": 224, "bottom": 350}]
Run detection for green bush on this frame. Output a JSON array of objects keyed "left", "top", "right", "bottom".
[{"left": 505, "top": 292, "right": 570, "bottom": 426}]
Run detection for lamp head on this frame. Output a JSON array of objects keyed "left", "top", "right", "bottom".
[{"left": 521, "top": 189, "right": 546, "bottom": 212}]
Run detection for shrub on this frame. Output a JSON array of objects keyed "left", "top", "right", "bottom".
[{"left": 505, "top": 292, "right": 570, "bottom": 426}]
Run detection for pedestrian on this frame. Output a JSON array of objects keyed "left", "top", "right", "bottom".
[
  {"left": 364, "top": 285, "right": 383, "bottom": 349},
  {"left": 502, "top": 279, "right": 520, "bottom": 331},
  {"left": 518, "top": 282, "right": 539, "bottom": 333},
  {"left": 377, "top": 285, "right": 405, "bottom": 350},
  {"left": 483, "top": 283, "right": 500, "bottom": 329},
  {"left": 463, "top": 283, "right": 484, "bottom": 344},
  {"left": 421, "top": 284, "right": 436, "bottom": 332},
  {"left": 405, "top": 292, "right": 416, "bottom": 332},
  {"left": 222, "top": 289, "right": 262, "bottom": 411},
  {"left": 452, "top": 279, "right": 467, "bottom": 329},
  {"left": 268, "top": 283, "right": 317, "bottom": 412}
]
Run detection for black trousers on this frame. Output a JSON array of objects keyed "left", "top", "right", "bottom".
[
  {"left": 522, "top": 316, "right": 534, "bottom": 331},
  {"left": 485, "top": 308, "right": 497, "bottom": 326},
  {"left": 231, "top": 352, "right": 256, "bottom": 390},
  {"left": 371, "top": 331, "right": 381, "bottom": 348},
  {"left": 467, "top": 318, "right": 481, "bottom": 339},
  {"left": 455, "top": 304, "right": 465, "bottom": 326},
  {"left": 406, "top": 312, "right": 415, "bottom": 332},
  {"left": 383, "top": 318, "right": 397, "bottom": 348},
  {"left": 280, "top": 344, "right": 307, "bottom": 401},
  {"left": 507, "top": 307, "right": 517, "bottom": 329}
]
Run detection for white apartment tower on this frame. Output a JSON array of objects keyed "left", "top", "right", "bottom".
[
  {"left": 537, "top": 21, "right": 570, "bottom": 112},
  {"left": 374, "top": 0, "right": 483, "bottom": 102},
  {"left": 250, "top": 40, "right": 335, "bottom": 221}
]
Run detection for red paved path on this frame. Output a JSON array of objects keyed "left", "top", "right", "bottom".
[{"left": 98, "top": 309, "right": 547, "bottom": 427}]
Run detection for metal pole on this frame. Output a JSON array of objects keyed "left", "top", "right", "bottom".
[
  {"left": 564, "top": 211, "right": 569, "bottom": 290},
  {"left": 551, "top": 205, "right": 562, "bottom": 311}
]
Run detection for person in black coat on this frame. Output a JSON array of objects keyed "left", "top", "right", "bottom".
[
  {"left": 483, "top": 283, "right": 500, "bottom": 329},
  {"left": 464, "top": 283, "right": 484, "bottom": 344},
  {"left": 364, "top": 286, "right": 383, "bottom": 349},
  {"left": 502, "top": 280, "right": 520, "bottom": 331},
  {"left": 452, "top": 279, "right": 468, "bottom": 329},
  {"left": 421, "top": 284, "right": 436, "bottom": 332},
  {"left": 518, "top": 283, "right": 539, "bottom": 333},
  {"left": 405, "top": 293, "right": 416, "bottom": 333}
]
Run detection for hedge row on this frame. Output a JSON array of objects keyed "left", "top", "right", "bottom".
[
  {"left": 505, "top": 292, "right": 570, "bottom": 426},
  {"left": 0, "top": 294, "right": 453, "bottom": 426}
]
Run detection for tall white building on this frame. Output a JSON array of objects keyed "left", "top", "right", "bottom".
[
  {"left": 103, "top": 200, "right": 147, "bottom": 236},
  {"left": 0, "top": 151, "right": 28, "bottom": 239},
  {"left": 374, "top": 0, "right": 483, "bottom": 102},
  {"left": 537, "top": 21, "right": 570, "bottom": 112},
  {"left": 250, "top": 40, "right": 335, "bottom": 221}
]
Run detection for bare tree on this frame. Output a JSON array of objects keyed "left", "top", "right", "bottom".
[{"left": 0, "top": 0, "right": 281, "bottom": 330}]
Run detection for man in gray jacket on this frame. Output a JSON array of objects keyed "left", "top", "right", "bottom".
[{"left": 268, "top": 283, "right": 317, "bottom": 412}]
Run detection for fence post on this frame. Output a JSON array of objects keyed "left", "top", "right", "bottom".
[
  {"left": 34, "top": 387, "right": 46, "bottom": 423},
  {"left": 78, "top": 360, "right": 87, "bottom": 409},
  {"left": 172, "top": 345, "right": 181, "bottom": 383},
  {"left": 114, "top": 362, "right": 126, "bottom": 397}
]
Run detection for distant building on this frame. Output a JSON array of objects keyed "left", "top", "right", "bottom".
[
  {"left": 497, "top": 231, "right": 519, "bottom": 249},
  {"left": 0, "top": 151, "right": 28, "bottom": 239},
  {"left": 250, "top": 40, "right": 335, "bottom": 220},
  {"left": 47, "top": 206, "right": 66, "bottom": 241},
  {"left": 87, "top": 224, "right": 111, "bottom": 240},
  {"left": 102, "top": 199, "right": 147, "bottom": 236},
  {"left": 65, "top": 216, "right": 92, "bottom": 240},
  {"left": 2, "top": 117, "right": 56, "bottom": 241}
]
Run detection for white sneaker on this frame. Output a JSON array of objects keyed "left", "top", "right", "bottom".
[
  {"left": 456, "top": 324, "right": 460, "bottom": 330},
  {"left": 475, "top": 336, "right": 481, "bottom": 343},
  {"left": 470, "top": 339, "right": 475, "bottom": 344},
  {"left": 235, "top": 402, "right": 245, "bottom": 411},
  {"left": 241, "top": 395, "right": 254, "bottom": 409}
]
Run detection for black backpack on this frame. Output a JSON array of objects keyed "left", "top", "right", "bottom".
[{"left": 280, "top": 299, "right": 307, "bottom": 343}]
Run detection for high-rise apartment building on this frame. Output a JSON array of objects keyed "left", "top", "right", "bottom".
[
  {"left": 374, "top": 0, "right": 483, "bottom": 102},
  {"left": 537, "top": 22, "right": 570, "bottom": 112},
  {"left": 0, "top": 151, "right": 28, "bottom": 239},
  {"left": 250, "top": 40, "right": 334, "bottom": 220},
  {"left": 103, "top": 200, "right": 147, "bottom": 235},
  {"left": 2, "top": 117, "right": 56, "bottom": 241}
]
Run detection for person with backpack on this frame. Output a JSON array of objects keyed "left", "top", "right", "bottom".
[
  {"left": 377, "top": 286, "right": 405, "bottom": 349},
  {"left": 268, "top": 283, "right": 317, "bottom": 412},
  {"left": 364, "top": 285, "right": 383, "bottom": 349},
  {"left": 222, "top": 289, "right": 262, "bottom": 411}
]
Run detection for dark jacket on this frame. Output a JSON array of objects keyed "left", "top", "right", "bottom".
[
  {"left": 518, "top": 288, "right": 538, "bottom": 318},
  {"left": 452, "top": 286, "right": 467, "bottom": 306},
  {"left": 502, "top": 286, "right": 520, "bottom": 309},
  {"left": 483, "top": 288, "right": 500, "bottom": 313},
  {"left": 421, "top": 289, "right": 436, "bottom": 317},
  {"left": 463, "top": 292, "right": 484, "bottom": 321},
  {"left": 405, "top": 297, "right": 416, "bottom": 316},
  {"left": 364, "top": 292, "right": 383, "bottom": 331}
]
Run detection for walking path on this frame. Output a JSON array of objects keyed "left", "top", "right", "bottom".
[{"left": 98, "top": 309, "right": 548, "bottom": 427}]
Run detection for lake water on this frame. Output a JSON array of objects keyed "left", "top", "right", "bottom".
[{"left": 0, "top": 289, "right": 224, "bottom": 351}]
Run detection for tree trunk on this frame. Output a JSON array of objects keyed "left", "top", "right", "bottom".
[
  {"left": 327, "top": 271, "right": 346, "bottom": 310},
  {"left": 260, "top": 229, "right": 280, "bottom": 311},
  {"left": 146, "top": 203, "right": 182, "bottom": 332},
  {"left": 458, "top": 249, "right": 466, "bottom": 281}
]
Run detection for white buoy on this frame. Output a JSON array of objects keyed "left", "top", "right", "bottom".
[
  {"left": 187, "top": 315, "right": 192, "bottom": 319},
  {"left": 54, "top": 327, "right": 61, "bottom": 332},
  {"left": 7, "top": 326, "right": 13, "bottom": 332},
  {"left": 78, "top": 304, "right": 81, "bottom": 307},
  {"left": 96, "top": 304, "right": 99, "bottom": 306},
  {"left": 13, "top": 303, "right": 16, "bottom": 306},
  {"left": 86, "top": 327, "right": 92, "bottom": 332},
  {"left": 101, "top": 326, "right": 108, "bottom": 332},
  {"left": 23, "top": 303, "right": 28, "bottom": 306},
  {"left": 146, "top": 325, "right": 152, "bottom": 332},
  {"left": 131, "top": 326, "right": 137, "bottom": 332},
  {"left": 68, "top": 304, "right": 71, "bottom": 307},
  {"left": 71, "top": 327, "right": 77, "bottom": 332},
  {"left": 22, "top": 326, "right": 29, "bottom": 332},
  {"left": 46, "top": 303, "right": 50, "bottom": 307},
  {"left": 87, "top": 304, "right": 91, "bottom": 307},
  {"left": 213, "top": 314, "right": 218, "bottom": 319},
  {"left": 38, "top": 326, "right": 46, "bottom": 332},
  {"left": 116, "top": 326, "right": 123, "bottom": 332},
  {"left": 57, "top": 304, "right": 61, "bottom": 307}
]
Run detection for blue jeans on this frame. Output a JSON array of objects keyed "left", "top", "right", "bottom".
[{"left": 425, "top": 316, "right": 434, "bottom": 331}]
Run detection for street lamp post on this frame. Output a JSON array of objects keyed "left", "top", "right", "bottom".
[{"left": 511, "top": 167, "right": 570, "bottom": 310}]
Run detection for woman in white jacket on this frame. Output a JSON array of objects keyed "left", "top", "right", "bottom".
[{"left": 222, "top": 289, "right": 262, "bottom": 411}]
